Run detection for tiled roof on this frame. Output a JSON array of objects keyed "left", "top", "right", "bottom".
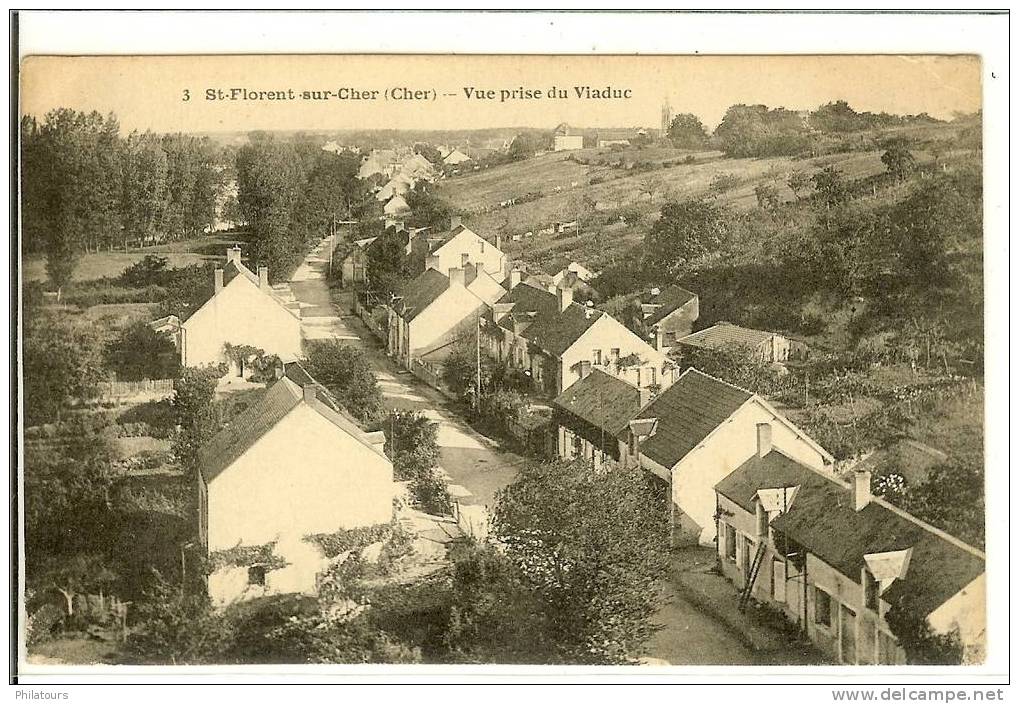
[
  {"left": 552, "top": 369, "right": 642, "bottom": 437},
  {"left": 632, "top": 368, "right": 753, "bottom": 469},
  {"left": 643, "top": 286, "right": 698, "bottom": 327},
  {"left": 677, "top": 322, "right": 776, "bottom": 351},
  {"left": 222, "top": 259, "right": 259, "bottom": 287},
  {"left": 716, "top": 451, "right": 985, "bottom": 618},
  {"left": 393, "top": 268, "right": 449, "bottom": 322},
  {"left": 199, "top": 377, "right": 304, "bottom": 483}
]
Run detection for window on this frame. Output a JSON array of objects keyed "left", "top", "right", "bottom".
[
  {"left": 610, "top": 348, "right": 620, "bottom": 361},
  {"left": 814, "top": 587, "right": 832, "bottom": 627},
  {"left": 864, "top": 569, "right": 880, "bottom": 611},
  {"left": 248, "top": 566, "right": 266, "bottom": 586},
  {"left": 593, "top": 349, "right": 602, "bottom": 365},
  {"left": 724, "top": 524, "right": 737, "bottom": 561}
]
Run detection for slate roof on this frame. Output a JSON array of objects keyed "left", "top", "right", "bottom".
[
  {"left": 199, "top": 377, "right": 304, "bottom": 483},
  {"left": 493, "top": 283, "right": 604, "bottom": 356},
  {"left": 222, "top": 258, "right": 259, "bottom": 287},
  {"left": 631, "top": 368, "right": 753, "bottom": 469},
  {"left": 392, "top": 268, "right": 449, "bottom": 322},
  {"left": 715, "top": 450, "right": 986, "bottom": 618},
  {"left": 677, "top": 322, "right": 777, "bottom": 351},
  {"left": 552, "top": 369, "right": 642, "bottom": 437},
  {"left": 643, "top": 286, "right": 698, "bottom": 327}
]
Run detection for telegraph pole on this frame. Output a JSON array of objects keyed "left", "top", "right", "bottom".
[{"left": 475, "top": 315, "right": 482, "bottom": 412}]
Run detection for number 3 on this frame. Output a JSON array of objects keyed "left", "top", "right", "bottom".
[{"left": 182, "top": 89, "right": 190, "bottom": 102}]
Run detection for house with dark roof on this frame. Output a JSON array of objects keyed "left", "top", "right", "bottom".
[
  {"left": 677, "top": 322, "right": 793, "bottom": 363},
  {"left": 482, "top": 280, "right": 676, "bottom": 396},
  {"left": 387, "top": 261, "right": 493, "bottom": 370},
  {"left": 626, "top": 368, "right": 833, "bottom": 545},
  {"left": 551, "top": 369, "right": 644, "bottom": 470},
  {"left": 714, "top": 448, "right": 985, "bottom": 664},
  {"left": 639, "top": 285, "right": 699, "bottom": 353},
  {"left": 198, "top": 375, "right": 393, "bottom": 606},
  {"left": 180, "top": 246, "right": 302, "bottom": 377}
]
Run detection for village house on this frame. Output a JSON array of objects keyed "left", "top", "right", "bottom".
[
  {"left": 198, "top": 370, "right": 394, "bottom": 606},
  {"left": 376, "top": 173, "right": 415, "bottom": 202},
  {"left": 714, "top": 449, "right": 985, "bottom": 664},
  {"left": 676, "top": 321, "right": 793, "bottom": 363},
  {"left": 408, "top": 218, "right": 507, "bottom": 283},
  {"left": 553, "top": 124, "right": 585, "bottom": 151},
  {"left": 483, "top": 279, "right": 676, "bottom": 396},
  {"left": 625, "top": 368, "right": 833, "bottom": 545},
  {"left": 640, "top": 285, "right": 700, "bottom": 353},
  {"left": 442, "top": 148, "right": 471, "bottom": 166},
  {"left": 551, "top": 369, "right": 644, "bottom": 471},
  {"left": 358, "top": 148, "right": 401, "bottom": 179},
  {"left": 383, "top": 194, "right": 411, "bottom": 220},
  {"left": 148, "top": 313, "right": 182, "bottom": 352},
  {"left": 387, "top": 262, "right": 493, "bottom": 370},
  {"left": 552, "top": 261, "right": 597, "bottom": 286},
  {"left": 179, "top": 246, "right": 302, "bottom": 377},
  {"left": 339, "top": 235, "right": 378, "bottom": 288}
]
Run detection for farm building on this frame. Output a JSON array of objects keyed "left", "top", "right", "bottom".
[
  {"left": 443, "top": 148, "right": 471, "bottom": 165},
  {"left": 552, "top": 369, "right": 645, "bottom": 471},
  {"left": 199, "top": 373, "right": 394, "bottom": 606},
  {"left": 715, "top": 454, "right": 985, "bottom": 664},
  {"left": 677, "top": 322, "right": 793, "bottom": 363}
]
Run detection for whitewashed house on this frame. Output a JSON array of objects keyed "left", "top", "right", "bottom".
[
  {"left": 715, "top": 456, "right": 985, "bottom": 664},
  {"left": 414, "top": 219, "right": 507, "bottom": 284},
  {"left": 179, "top": 247, "right": 302, "bottom": 376},
  {"left": 625, "top": 368, "right": 834, "bottom": 545},
  {"left": 198, "top": 371, "right": 394, "bottom": 606}
]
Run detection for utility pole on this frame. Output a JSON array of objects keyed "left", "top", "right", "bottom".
[{"left": 475, "top": 315, "right": 482, "bottom": 411}]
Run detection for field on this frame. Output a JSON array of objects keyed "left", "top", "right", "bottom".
[
  {"left": 439, "top": 145, "right": 888, "bottom": 273},
  {"left": 23, "top": 231, "right": 251, "bottom": 284}
]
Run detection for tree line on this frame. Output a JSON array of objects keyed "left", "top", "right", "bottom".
[{"left": 21, "top": 109, "right": 228, "bottom": 293}]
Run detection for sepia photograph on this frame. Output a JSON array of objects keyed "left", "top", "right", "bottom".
[{"left": 9, "top": 10, "right": 1010, "bottom": 694}]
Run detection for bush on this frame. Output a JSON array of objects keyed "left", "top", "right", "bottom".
[
  {"left": 302, "top": 341, "right": 382, "bottom": 422},
  {"left": 106, "top": 321, "right": 180, "bottom": 382},
  {"left": 64, "top": 282, "right": 168, "bottom": 307},
  {"left": 119, "top": 255, "right": 170, "bottom": 288}
]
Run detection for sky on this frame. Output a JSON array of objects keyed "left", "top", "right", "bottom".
[{"left": 20, "top": 54, "right": 981, "bottom": 134}]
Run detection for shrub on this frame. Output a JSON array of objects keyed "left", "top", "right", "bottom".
[{"left": 106, "top": 321, "right": 180, "bottom": 381}]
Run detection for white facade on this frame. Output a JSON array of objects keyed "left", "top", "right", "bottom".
[
  {"left": 181, "top": 272, "right": 302, "bottom": 371},
  {"left": 559, "top": 315, "right": 674, "bottom": 394},
  {"left": 206, "top": 401, "right": 394, "bottom": 551},
  {"left": 643, "top": 401, "right": 832, "bottom": 546},
  {"left": 554, "top": 135, "right": 584, "bottom": 151},
  {"left": 391, "top": 277, "right": 489, "bottom": 367},
  {"left": 431, "top": 227, "right": 506, "bottom": 282}
]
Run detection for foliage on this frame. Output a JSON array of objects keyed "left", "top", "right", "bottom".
[
  {"left": 667, "top": 113, "right": 709, "bottom": 149},
  {"left": 23, "top": 311, "right": 108, "bottom": 424},
  {"left": 811, "top": 166, "right": 851, "bottom": 211},
  {"left": 263, "top": 611, "right": 420, "bottom": 664},
  {"left": 508, "top": 130, "right": 551, "bottom": 161},
  {"left": 754, "top": 182, "right": 781, "bottom": 211},
  {"left": 414, "top": 142, "right": 443, "bottom": 164},
  {"left": 672, "top": 344, "right": 785, "bottom": 396},
  {"left": 208, "top": 541, "right": 287, "bottom": 572},
  {"left": 119, "top": 254, "right": 170, "bottom": 287},
  {"left": 881, "top": 139, "right": 918, "bottom": 181},
  {"left": 786, "top": 170, "right": 811, "bottom": 199},
  {"left": 32, "top": 553, "right": 118, "bottom": 620},
  {"left": 898, "top": 450, "right": 984, "bottom": 548},
  {"left": 491, "top": 459, "right": 670, "bottom": 663},
  {"left": 305, "top": 523, "right": 395, "bottom": 559},
  {"left": 410, "top": 465, "right": 453, "bottom": 516},
  {"left": 714, "top": 104, "right": 812, "bottom": 158},
  {"left": 365, "top": 226, "right": 410, "bottom": 299},
  {"left": 171, "top": 365, "right": 224, "bottom": 472},
  {"left": 884, "top": 596, "right": 963, "bottom": 665},
  {"left": 105, "top": 321, "right": 180, "bottom": 382},
  {"left": 384, "top": 411, "right": 440, "bottom": 482},
  {"left": 301, "top": 340, "right": 383, "bottom": 422},
  {"left": 709, "top": 172, "right": 742, "bottom": 195},
  {"left": 644, "top": 199, "right": 728, "bottom": 278},
  {"left": 158, "top": 263, "right": 216, "bottom": 320},
  {"left": 126, "top": 571, "right": 234, "bottom": 665},
  {"left": 222, "top": 343, "right": 280, "bottom": 383}
]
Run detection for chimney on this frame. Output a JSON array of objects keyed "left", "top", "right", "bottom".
[
  {"left": 449, "top": 214, "right": 462, "bottom": 231},
  {"left": 854, "top": 469, "right": 872, "bottom": 512},
  {"left": 448, "top": 267, "right": 465, "bottom": 287},
  {"left": 258, "top": 266, "right": 269, "bottom": 290},
  {"left": 579, "top": 360, "right": 592, "bottom": 379},
  {"left": 303, "top": 384, "right": 317, "bottom": 403},
  {"left": 557, "top": 286, "right": 573, "bottom": 312},
  {"left": 638, "top": 384, "right": 656, "bottom": 407},
  {"left": 509, "top": 269, "right": 522, "bottom": 289},
  {"left": 226, "top": 245, "right": 241, "bottom": 264},
  {"left": 426, "top": 254, "right": 441, "bottom": 271},
  {"left": 461, "top": 252, "right": 470, "bottom": 267},
  {"left": 756, "top": 422, "right": 772, "bottom": 458},
  {"left": 214, "top": 268, "right": 224, "bottom": 293}
]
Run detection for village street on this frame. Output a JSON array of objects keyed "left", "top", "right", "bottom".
[{"left": 281, "top": 238, "right": 809, "bottom": 667}]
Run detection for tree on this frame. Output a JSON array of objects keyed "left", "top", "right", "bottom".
[
  {"left": 171, "top": 366, "right": 223, "bottom": 472},
  {"left": 405, "top": 181, "right": 459, "bottom": 231},
  {"left": 673, "top": 343, "right": 784, "bottom": 396},
  {"left": 882, "top": 139, "right": 918, "bottom": 181},
  {"left": 23, "top": 312, "right": 107, "bottom": 424},
  {"left": 885, "top": 595, "right": 964, "bottom": 665},
  {"left": 638, "top": 175, "right": 665, "bottom": 204},
  {"left": 666, "top": 113, "right": 709, "bottom": 149},
  {"left": 811, "top": 165, "right": 850, "bottom": 211},
  {"left": 302, "top": 340, "right": 382, "bottom": 422},
  {"left": 899, "top": 451, "right": 984, "bottom": 548},
  {"left": 492, "top": 459, "right": 670, "bottom": 663},
  {"left": 413, "top": 143, "right": 443, "bottom": 164},
  {"left": 384, "top": 411, "right": 440, "bottom": 481},
  {"left": 34, "top": 553, "right": 117, "bottom": 619},
  {"left": 159, "top": 263, "right": 216, "bottom": 320},
  {"left": 754, "top": 182, "right": 781, "bottom": 211},
  {"left": 714, "top": 104, "right": 811, "bottom": 158},
  {"left": 127, "top": 571, "right": 234, "bottom": 665},
  {"left": 106, "top": 321, "right": 180, "bottom": 382},
  {"left": 120, "top": 131, "right": 169, "bottom": 248},
  {"left": 786, "top": 170, "right": 811, "bottom": 200},
  {"left": 508, "top": 131, "right": 550, "bottom": 161},
  {"left": 808, "top": 100, "right": 863, "bottom": 134},
  {"left": 365, "top": 226, "right": 410, "bottom": 299},
  {"left": 644, "top": 199, "right": 728, "bottom": 277}
]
